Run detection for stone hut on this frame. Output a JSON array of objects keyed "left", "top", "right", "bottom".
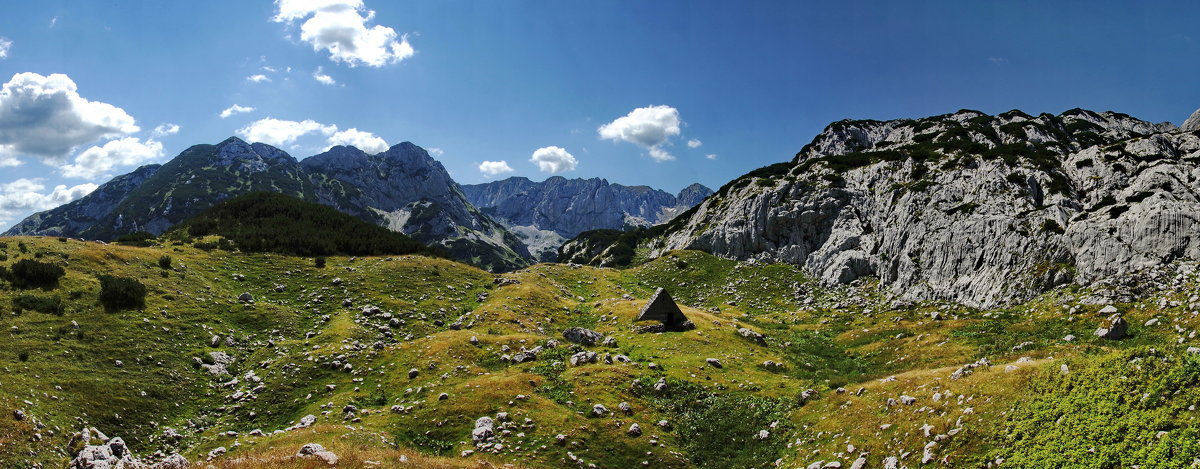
[{"left": 634, "top": 288, "right": 694, "bottom": 332}]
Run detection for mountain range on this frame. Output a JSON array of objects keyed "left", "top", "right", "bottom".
[
  {"left": 462, "top": 177, "right": 712, "bottom": 260},
  {"left": 4, "top": 137, "right": 710, "bottom": 271}
]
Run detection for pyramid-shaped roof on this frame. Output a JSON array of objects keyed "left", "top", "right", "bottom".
[{"left": 635, "top": 288, "right": 687, "bottom": 327}]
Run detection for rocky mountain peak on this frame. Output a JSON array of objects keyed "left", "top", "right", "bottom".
[
  {"left": 210, "top": 136, "right": 297, "bottom": 170},
  {"left": 1183, "top": 108, "right": 1200, "bottom": 132}
]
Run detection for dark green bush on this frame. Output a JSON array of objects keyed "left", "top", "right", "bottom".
[
  {"left": 7, "top": 259, "right": 66, "bottom": 288},
  {"left": 12, "top": 294, "right": 63, "bottom": 315},
  {"left": 115, "top": 232, "right": 156, "bottom": 247},
  {"left": 98, "top": 275, "right": 146, "bottom": 310},
  {"left": 314, "top": 256, "right": 327, "bottom": 268},
  {"left": 158, "top": 255, "right": 172, "bottom": 270}
]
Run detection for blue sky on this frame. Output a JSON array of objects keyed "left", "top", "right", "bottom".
[{"left": 1, "top": 0, "right": 1198, "bottom": 230}]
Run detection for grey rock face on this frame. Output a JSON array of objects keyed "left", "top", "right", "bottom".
[
  {"left": 647, "top": 108, "right": 1200, "bottom": 307},
  {"left": 1183, "top": 108, "right": 1200, "bottom": 132}
]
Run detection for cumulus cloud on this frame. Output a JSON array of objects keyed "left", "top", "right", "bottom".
[
  {"left": 274, "top": 0, "right": 415, "bottom": 68},
  {"left": 152, "top": 123, "right": 180, "bottom": 137},
  {"left": 239, "top": 117, "right": 387, "bottom": 153},
  {"left": 327, "top": 128, "right": 388, "bottom": 153},
  {"left": 530, "top": 146, "right": 577, "bottom": 174},
  {"left": 0, "top": 145, "right": 21, "bottom": 167},
  {"left": 59, "top": 137, "right": 164, "bottom": 180},
  {"left": 0, "top": 38, "right": 11, "bottom": 59},
  {"left": 598, "top": 105, "right": 681, "bottom": 162},
  {"left": 427, "top": 147, "right": 444, "bottom": 157},
  {"left": 478, "top": 160, "right": 514, "bottom": 177},
  {"left": 313, "top": 66, "right": 336, "bottom": 85},
  {"left": 219, "top": 104, "right": 255, "bottom": 118},
  {"left": 706, "top": 154, "right": 718, "bottom": 160},
  {"left": 687, "top": 139, "right": 702, "bottom": 148},
  {"left": 247, "top": 74, "right": 272, "bottom": 83},
  {"left": 237, "top": 117, "right": 337, "bottom": 147},
  {"left": 0, "top": 178, "right": 98, "bottom": 227},
  {"left": 0, "top": 72, "right": 139, "bottom": 163}
]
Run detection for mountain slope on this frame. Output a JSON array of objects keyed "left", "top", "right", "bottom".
[
  {"left": 300, "top": 143, "right": 531, "bottom": 271},
  {"left": 173, "top": 192, "right": 443, "bottom": 258},
  {"left": 5, "top": 138, "right": 531, "bottom": 272},
  {"left": 462, "top": 176, "right": 711, "bottom": 261},
  {"left": 565, "top": 108, "right": 1200, "bottom": 307},
  {"left": 3, "top": 164, "right": 162, "bottom": 237}
]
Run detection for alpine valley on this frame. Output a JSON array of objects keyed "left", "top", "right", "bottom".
[{"left": 6, "top": 107, "right": 1200, "bottom": 469}]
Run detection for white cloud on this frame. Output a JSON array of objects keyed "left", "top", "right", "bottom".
[
  {"left": 247, "top": 74, "right": 272, "bottom": 83},
  {"left": 274, "top": 0, "right": 415, "bottom": 68},
  {"left": 219, "top": 104, "right": 255, "bottom": 118},
  {"left": 313, "top": 66, "right": 336, "bottom": 85},
  {"left": 0, "top": 145, "right": 21, "bottom": 167},
  {"left": 0, "top": 38, "right": 11, "bottom": 59},
  {"left": 687, "top": 139, "right": 702, "bottom": 148},
  {"left": 0, "top": 72, "right": 139, "bottom": 163},
  {"left": 237, "top": 117, "right": 337, "bottom": 147},
  {"left": 0, "top": 178, "right": 98, "bottom": 226},
  {"left": 598, "top": 105, "right": 681, "bottom": 162},
  {"left": 59, "top": 137, "right": 164, "bottom": 180},
  {"left": 479, "top": 160, "right": 514, "bottom": 177},
  {"left": 427, "top": 147, "right": 444, "bottom": 157},
  {"left": 262, "top": 66, "right": 278, "bottom": 73},
  {"left": 327, "top": 128, "right": 387, "bottom": 153},
  {"left": 530, "top": 146, "right": 577, "bottom": 174},
  {"left": 152, "top": 123, "right": 180, "bottom": 137},
  {"left": 705, "top": 154, "right": 717, "bottom": 160},
  {"left": 647, "top": 147, "right": 675, "bottom": 162}
]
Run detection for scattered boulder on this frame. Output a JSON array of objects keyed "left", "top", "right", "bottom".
[
  {"left": 472, "top": 417, "right": 495, "bottom": 444},
  {"left": 627, "top": 423, "right": 642, "bottom": 437},
  {"left": 297, "top": 443, "right": 339, "bottom": 465},
  {"left": 563, "top": 327, "right": 603, "bottom": 346},
  {"left": 237, "top": 292, "right": 253, "bottom": 303},
  {"left": 737, "top": 327, "right": 766, "bottom": 344},
  {"left": 706, "top": 358, "right": 723, "bottom": 368},
  {"left": 592, "top": 404, "right": 609, "bottom": 417},
  {"left": 1095, "top": 313, "right": 1128, "bottom": 340}
]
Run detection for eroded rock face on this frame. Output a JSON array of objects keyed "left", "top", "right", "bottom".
[{"left": 646, "top": 108, "right": 1200, "bottom": 307}]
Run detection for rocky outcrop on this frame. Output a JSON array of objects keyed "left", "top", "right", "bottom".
[
  {"left": 462, "top": 176, "right": 710, "bottom": 261},
  {"left": 6, "top": 137, "right": 531, "bottom": 272},
  {"left": 615, "top": 108, "right": 1199, "bottom": 307},
  {"left": 1183, "top": 108, "right": 1200, "bottom": 133}
]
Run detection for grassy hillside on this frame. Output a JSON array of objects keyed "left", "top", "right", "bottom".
[{"left": 1, "top": 238, "right": 1199, "bottom": 468}]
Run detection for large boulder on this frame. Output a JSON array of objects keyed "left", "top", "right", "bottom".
[
  {"left": 562, "top": 327, "right": 603, "bottom": 346},
  {"left": 1095, "top": 313, "right": 1128, "bottom": 340}
]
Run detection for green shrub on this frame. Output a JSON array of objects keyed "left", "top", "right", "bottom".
[
  {"left": 158, "top": 255, "right": 173, "bottom": 270},
  {"left": 7, "top": 259, "right": 66, "bottom": 288},
  {"left": 1040, "top": 219, "right": 1065, "bottom": 234},
  {"left": 12, "top": 294, "right": 64, "bottom": 315},
  {"left": 115, "top": 231, "right": 156, "bottom": 247},
  {"left": 314, "top": 256, "right": 327, "bottom": 268},
  {"left": 98, "top": 275, "right": 146, "bottom": 310}
]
